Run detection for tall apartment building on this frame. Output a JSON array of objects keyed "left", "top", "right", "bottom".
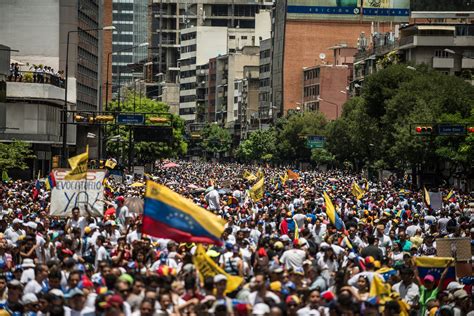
[
  {"left": 178, "top": 10, "right": 271, "bottom": 123},
  {"left": 148, "top": 0, "right": 272, "bottom": 113},
  {"left": 111, "top": 0, "right": 148, "bottom": 96},
  {"left": 272, "top": 0, "right": 410, "bottom": 117},
  {"left": 258, "top": 38, "right": 272, "bottom": 124}
]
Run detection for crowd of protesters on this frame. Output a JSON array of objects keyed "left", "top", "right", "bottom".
[{"left": 0, "top": 161, "right": 472, "bottom": 316}]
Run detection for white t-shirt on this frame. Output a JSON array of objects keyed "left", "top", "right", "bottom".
[
  {"left": 23, "top": 279, "right": 43, "bottom": 295},
  {"left": 280, "top": 249, "right": 306, "bottom": 270}
]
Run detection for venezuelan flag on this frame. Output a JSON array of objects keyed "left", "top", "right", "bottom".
[
  {"left": 323, "top": 191, "right": 344, "bottom": 230},
  {"left": 143, "top": 180, "right": 226, "bottom": 245},
  {"left": 414, "top": 256, "right": 455, "bottom": 288},
  {"left": 45, "top": 172, "right": 56, "bottom": 190}
]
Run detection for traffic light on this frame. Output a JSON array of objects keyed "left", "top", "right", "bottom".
[
  {"left": 95, "top": 115, "right": 114, "bottom": 123},
  {"left": 415, "top": 125, "right": 434, "bottom": 135},
  {"left": 148, "top": 117, "right": 170, "bottom": 124},
  {"left": 74, "top": 114, "right": 87, "bottom": 123}
]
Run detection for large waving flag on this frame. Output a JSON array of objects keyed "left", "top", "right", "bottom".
[
  {"left": 256, "top": 168, "right": 264, "bottom": 180},
  {"left": 351, "top": 182, "right": 365, "bottom": 200},
  {"left": 249, "top": 177, "right": 264, "bottom": 202},
  {"left": 287, "top": 169, "right": 299, "bottom": 180},
  {"left": 444, "top": 189, "right": 454, "bottom": 201},
  {"left": 369, "top": 274, "right": 392, "bottom": 304},
  {"left": 414, "top": 256, "right": 455, "bottom": 288},
  {"left": 143, "top": 181, "right": 226, "bottom": 245},
  {"left": 280, "top": 172, "right": 289, "bottom": 184},
  {"left": 323, "top": 191, "right": 344, "bottom": 230},
  {"left": 65, "top": 145, "right": 89, "bottom": 180}
]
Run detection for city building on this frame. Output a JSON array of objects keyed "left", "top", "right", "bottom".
[
  {"left": 111, "top": 0, "right": 149, "bottom": 96},
  {"left": 272, "top": 0, "right": 410, "bottom": 118},
  {"left": 178, "top": 15, "right": 270, "bottom": 123},
  {"left": 302, "top": 65, "right": 350, "bottom": 120},
  {"left": 258, "top": 38, "right": 272, "bottom": 124},
  {"left": 214, "top": 46, "right": 260, "bottom": 133},
  {"left": 147, "top": 0, "right": 272, "bottom": 116},
  {"left": 352, "top": 19, "right": 474, "bottom": 94}
]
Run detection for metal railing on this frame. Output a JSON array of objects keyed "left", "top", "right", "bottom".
[{"left": 7, "top": 71, "right": 64, "bottom": 88}]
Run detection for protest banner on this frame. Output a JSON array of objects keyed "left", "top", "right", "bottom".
[{"left": 50, "top": 169, "right": 105, "bottom": 217}]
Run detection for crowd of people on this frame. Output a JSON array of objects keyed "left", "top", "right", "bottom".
[
  {"left": 0, "top": 161, "right": 472, "bottom": 316},
  {"left": 8, "top": 63, "right": 64, "bottom": 87}
]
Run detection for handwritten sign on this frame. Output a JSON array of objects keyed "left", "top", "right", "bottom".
[{"left": 50, "top": 169, "right": 105, "bottom": 217}]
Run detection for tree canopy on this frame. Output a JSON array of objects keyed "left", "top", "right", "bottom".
[
  {"left": 0, "top": 140, "right": 35, "bottom": 172},
  {"left": 200, "top": 124, "right": 232, "bottom": 155}
]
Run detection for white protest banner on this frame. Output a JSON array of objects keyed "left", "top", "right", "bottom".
[{"left": 50, "top": 169, "right": 105, "bottom": 217}]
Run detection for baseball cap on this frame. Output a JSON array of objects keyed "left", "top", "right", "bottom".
[
  {"left": 423, "top": 275, "right": 435, "bottom": 283},
  {"left": 65, "top": 288, "right": 84, "bottom": 298},
  {"left": 453, "top": 289, "right": 469, "bottom": 300},
  {"left": 447, "top": 281, "right": 464, "bottom": 292},
  {"left": 213, "top": 274, "right": 227, "bottom": 283},
  {"left": 22, "top": 293, "right": 38, "bottom": 305},
  {"left": 252, "top": 303, "right": 270, "bottom": 315},
  {"left": 49, "top": 289, "right": 64, "bottom": 298},
  {"left": 8, "top": 279, "right": 23, "bottom": 288}
]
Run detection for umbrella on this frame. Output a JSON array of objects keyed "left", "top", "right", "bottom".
[
  {"left": 163, "top": 162, "right": 179, "bottom": 168},
  {"left": 167, "top": 181, "right": 179, "bottom": 186},
  {"left": 130, "top": 182, "right": 145, "bottom": 187},
  {"left": 187, "top": 184, "right": 199, "bottom": 189},
  {"left": 190, "top": 188, "right": 206, "bottom": 194},
  {"left": 124, "top": 197, "right": 144, "bottom": 214},
  {"left": 218, "top": 188, "right": 232, "bottom": 195}
]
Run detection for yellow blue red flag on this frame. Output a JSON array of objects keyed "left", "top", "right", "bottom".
[
  {"left": 323, "top": 191, "right": 344, "bottom": 230},
  {"left": 143, "top": 180, "right": 226, "bottom": 245}
]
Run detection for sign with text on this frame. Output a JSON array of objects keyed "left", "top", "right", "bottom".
[
  {"left": 287, "top": 0, "right": 410, "bottom": 22},
  {"left": 50, "top": 169, "right": 105, "bottom": 217},
  {"left": 117, "top": 113, "right": 145, "bottom": 125},
  {"left": 307, "top": 135, "right": 326, "bottom": 149}
]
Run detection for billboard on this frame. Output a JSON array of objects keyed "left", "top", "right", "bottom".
[{"left": 287, "top": 0, "right": 410, "bottom": 22}]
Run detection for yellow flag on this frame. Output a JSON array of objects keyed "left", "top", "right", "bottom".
[
  {"left": 193, "top": 244, "right": 243, "bottom": 293},
  {"left": 351, "top": 182, "right": 365, "bottom": 200},
  {"left": 65, "top": 146, "right": 89, "bottom": 180},
  {"left": 256, "top": 168, "right": 264, "bottom": 180},
  {"left": 280, "top": 172, "right": 288, "bottom": 184},
  {"left": 423, "top": 186, "right": 430, "bottom": 207},
  {"left": 369, "top": 274, "right": 391, "bottom": 304},
  {"left": 105, "top": 159, "right": 117, "bottom": 169},
  {"left": 242, "top": 170, "right": 257, "bottom": 182},
  {"left": 249, "top": 177, "right": 264, "bottom": 202},
  {"left": 444, "top": 189, "right": 453, "bottom": 201}
]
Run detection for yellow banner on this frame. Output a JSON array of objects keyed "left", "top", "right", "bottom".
[
  {"left": 249, "top": 177, "right": 264, "bottom": 202},
  {"left": 242, "top": 170, "right": 257, "bottom": 182},
  {"left": 64, "top": 146, "right": 89, "bottom": 180},
  {"left": 424, "top": 186, "right": 431, "bottom": 206},
  {"left": 192, "top": 244, "right": 243, "bottom": 293},
  {"left": 256, "top": 168, "right": 264, "bottom": 180}
]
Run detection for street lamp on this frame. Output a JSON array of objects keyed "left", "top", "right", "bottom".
[
  {"left": 62, "top": 25, "right": 115, "bottom": 167},
  {"left": 105, "top": 42, "right": 148, "bottom": 111},
  {"left": 444, "top": 48, "right": 474, "bottom": 60},
  {"left": 317, "top": 97, "right": 340, "bottom": 119}
]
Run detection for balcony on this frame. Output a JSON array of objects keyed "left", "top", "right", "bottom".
[
  {"left": 399, "top": 35, "right": 454, "bottom": 48},
  {"left": 462, "top": 57, "right": 474, "bottom": 69},
  {"left": 432, "top": 57, "right": 454, "bottom": 69},
  {"left": 6, "top": 71, "right": 70, "bottom": 106}
]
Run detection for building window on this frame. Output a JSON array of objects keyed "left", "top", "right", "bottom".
[
  {"left": 229, "top": 35, "right": 236, "bottom": 40},
  {"left": 241, "top": 36, "right": 247, "bottom": 40},
  {"left": 434, "top": 50, "right": 450, "bottom": 58}
]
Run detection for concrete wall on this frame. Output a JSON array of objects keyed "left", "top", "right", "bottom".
[
  {"left": 319, "top": 66, "right": 349, "bottom": 120},
  {"left": 196, "top": 27, "right": 228, "bottom": 65},
  {"left": 0, "top": 0, "right": 60, "bottom": 70},
  {"left": 255, "top": 10, "right": 272, "bottom": 43},
  {"left": 283, "top": 20, "right": 374, "bottom": 112}
]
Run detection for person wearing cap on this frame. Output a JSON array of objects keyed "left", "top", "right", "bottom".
[
  {"left": 4, "top": 280, "right": 23, "bottom": 313},
  {"left": 415, "top": 262, "right": 452, "bottom": 316},
  {"left": 64, "top": 287, "right": 95, "bottom": 315},
  {"left": 453, "top": 289, "right": 471, "bottom": 316},
  {"left": 209, "top": 274, "right": 234, "bottom": 315},
  {"left": 4, "top": 218, "right": 24, "bottom": 245},
  {"left": 280, "top": 239, "right": 306, "bottom": 270},
  {"left": 22, "top": 292, "right": 40, "bottom": 314}
]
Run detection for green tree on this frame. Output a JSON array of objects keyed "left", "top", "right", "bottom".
[
  {"left": 275, "top": 111, "right": 327, "bottom": 162},
  {"left": 236, "top": 129, "right": 277, "bottom": 162},
  {"left": 106, "top": 92, "right": 187, "bottom": 163},
  {"left": 0, "top": 140, "right": 35, "bottom": 172},
  {"left": 200, "top": 124, "right": 232, "bottom": 156},
  {"left": 311, "top": 148, "right": 335, "bottom": 167}
]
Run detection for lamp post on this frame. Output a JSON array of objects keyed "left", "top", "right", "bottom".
[
  {"left": 317, "top": 96, "right": 343, "bottom": 119},
  {"left": 62, "top": 25, "right": 115, "bottom": 167}
]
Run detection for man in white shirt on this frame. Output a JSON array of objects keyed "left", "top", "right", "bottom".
[
  {"left": 280, "top": 241, "right": 306, "bottom": 270},
  {"left": 24, "top": 264, "right": 49, "bottom": 295},
  {"left": 94, "top": 235, "right": 109, "bottom": 268},
  {"left": 66, "top": 207, "right": 88, "bottom": 236},
  {"left": 392, "top": 268, "right": 419, "bottom": 306}
]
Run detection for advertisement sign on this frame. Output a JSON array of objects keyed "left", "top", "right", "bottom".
[
  {"left": 50, "top": 169, "right": 105, "bottom": 217},
  {"left": 287, "top": 0, "right": 410, "bottom": 22}
]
